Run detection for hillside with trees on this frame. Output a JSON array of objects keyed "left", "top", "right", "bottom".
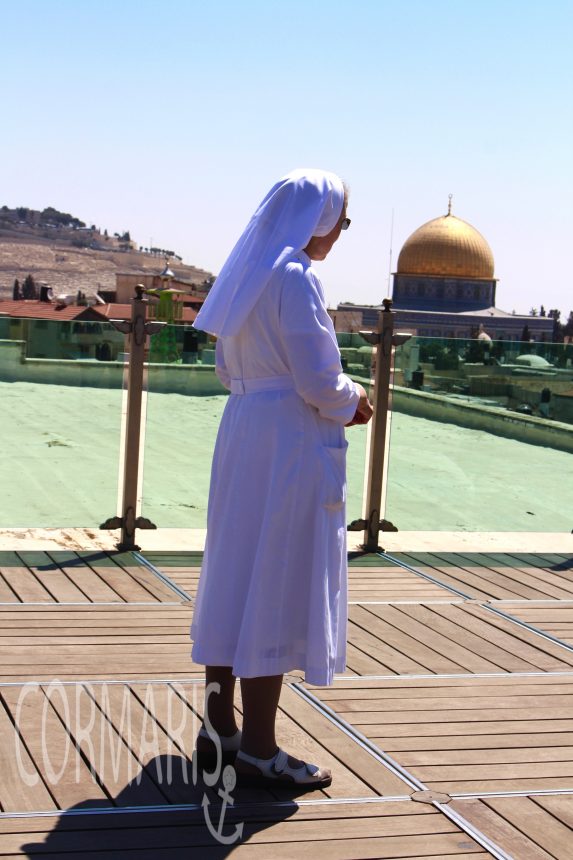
[{"left": 0, "top": 205, "right": 213, "bottom": 298}]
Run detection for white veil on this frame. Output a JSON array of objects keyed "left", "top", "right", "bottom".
[{"left": 193, "top": 168, "right": 345, "bottom": 337}]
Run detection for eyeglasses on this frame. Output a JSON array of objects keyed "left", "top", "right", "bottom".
[{"left": 340, "top": 217, "right": 351, "bottom": 231}]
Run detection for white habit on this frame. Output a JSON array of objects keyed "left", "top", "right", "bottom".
[{"left": 191, "top": 250, "right": 359, "bottom": 685}]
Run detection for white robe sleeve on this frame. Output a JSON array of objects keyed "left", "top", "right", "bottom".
[
  {"left": 215, "top": 339, "right": 231, "bottom": 390},
  {"left": 278, "top": 262, "right": 360, "bottom": 424}
]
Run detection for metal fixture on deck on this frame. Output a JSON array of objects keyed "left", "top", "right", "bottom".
[
  {"left": 100, "top": 285, "right": 164, "bottom": 551},
  {"left": 347, "top": 298, "right": 410, "bottom": 553}
]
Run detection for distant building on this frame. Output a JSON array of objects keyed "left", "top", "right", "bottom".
[
  {"left": 106, "top": 271, "right": 210, "bottom": 308},
  {"left": 336, "top": 204, "right": 554, "bottom": 342},
  {"left": 0, "top": 296, "right": 199, "bottom": 360}
]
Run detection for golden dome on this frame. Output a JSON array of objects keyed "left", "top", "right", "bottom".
[{"left": 397, "top": 213, "right": 494, "bottom": 279}]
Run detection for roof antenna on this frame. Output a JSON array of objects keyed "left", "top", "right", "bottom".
[
  {"left": 386, "top": 207, "right": 394, "bottom": 295},
  {"left": 447, "top": 193, "right": 453, "bottom": 216}
]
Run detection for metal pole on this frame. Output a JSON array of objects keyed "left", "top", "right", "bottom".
[
  {"left": 100, "top": 288, "right": 161, "bottom": 548},
  {"left": 118, "top": 286, "right": 147, "bottom": 551},
  {"left": 362, "top": 299, "right": 394, "bottom": 551}
]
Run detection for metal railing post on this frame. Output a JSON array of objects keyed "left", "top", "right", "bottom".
[
  {"left": 362, "top": 299, "right": 394, "bottom": 551},
  {"left": 117, "top": 287, "right": 147, "bottom": 550},
  {"left": 100, "top": 286, "right": 159, "bottom": 551},
  {"left": 348, "top": 298, "right": 409, "bottom": 553}
]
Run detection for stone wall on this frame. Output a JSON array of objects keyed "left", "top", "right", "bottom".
[
  {"left": 0, "top": 339, "right": 228, "bottom": 395},
  {"left": 391, "top": 385, "right": 573, "bottom": 454}
]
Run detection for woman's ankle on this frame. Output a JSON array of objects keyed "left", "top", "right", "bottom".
[{"left": 239, "top": 739, "right": 278, "bottom": 760}]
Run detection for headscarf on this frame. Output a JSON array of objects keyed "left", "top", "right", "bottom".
[{"left": 193, "top": 168, "right": 345, "bottom": 337}]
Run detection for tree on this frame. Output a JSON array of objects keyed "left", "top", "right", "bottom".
[
  {"left": 548, "top": 309, "right": 563, "bottom": 342},
  {"left": 540, "top": 305, "right": 546, "bottom": 316},
  {"left": 563, "top": 311, "right": 573, "bottom": 340},
  {"left": 521, "top": 324, "right": 531, "bottom": 342},
  {"left": 22, "top": 274, "right": 37, "bottom": 299},
  {"left": 12, "top": 278, "right": 20, "bottom": 300},
  {"left": 529, "top": 307, "right": 538, "bottom": 316}
]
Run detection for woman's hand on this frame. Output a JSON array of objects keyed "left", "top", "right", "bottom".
[{"left": 346, "top": 384, "right": 374, "bottom": 427}]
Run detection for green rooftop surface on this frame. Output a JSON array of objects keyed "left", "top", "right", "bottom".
[{"left": 2, "top": 382, "right": 571, "bottom": 533}]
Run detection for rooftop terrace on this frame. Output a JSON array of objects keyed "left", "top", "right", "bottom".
[
  {"left": 1, "top": 544, "right": 573, "bottom": 858},
  {"left": 1, "top": 304, "right": 572, "bottom": 857}
]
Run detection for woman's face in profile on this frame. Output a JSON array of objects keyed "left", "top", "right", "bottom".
[{"left": 304, "top": 206, "right": 348, "bottom": 261}]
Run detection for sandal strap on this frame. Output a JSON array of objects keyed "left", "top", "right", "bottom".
[
  {"left": 237, "top": 747, "right": 322, "bottom": 783},
  {"left": 271, "top": 749, "right": 289, "bottom": 774}
]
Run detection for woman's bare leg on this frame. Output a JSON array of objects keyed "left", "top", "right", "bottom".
[
  {"left": 238, "top": 674, "right": 332, "bottom": 781},
  {"left": 239, "top": 674, "right": 283, "bottom": 759},
  {"left": 202, "top": 665, "right": 238, "bottom": 736}
]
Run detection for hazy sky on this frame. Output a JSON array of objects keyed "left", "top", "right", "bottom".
[{"left": 2, "top": 0, "right": 571, "bottom": 316}]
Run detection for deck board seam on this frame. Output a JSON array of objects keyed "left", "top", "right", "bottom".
[
  {"left": 134, "top": 552, "right": 193, "bottom": 603},
  {"left": 378, "top": 552, "right": 474, "bottom": 599},
  {"left": 482, "top": 604, "right": 573, "bottom": 656},
  {"left": 290, "top": 683, "right": 425, "bottom": 792}
]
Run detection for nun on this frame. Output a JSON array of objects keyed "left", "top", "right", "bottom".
[{"left": 191, "top": 169, "right": 373, "bottom": 789}]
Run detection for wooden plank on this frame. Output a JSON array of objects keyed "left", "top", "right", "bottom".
[
  {"left": 400, "top": 739, "right": 573, "bottom": 764},
  {"left": 320, "top": 681, "right": 573, "bottom": 701},
  {"left": 46, "top": 683, "right": 168, "bottom": 806},
  {"left": 533, "top": 793, "right": 573, "bottom": 828},
  {"left": 381, "top": 603, "right": 541, "bottom": 672},
  {"left": 349, "top": 719, "right": 573, "bottom": 738},
  {"left": 484, "top": 795, "right": 573, "bottom": 860},
  {"left": 377, "top": 733, "right": 573, "bottom": 752},
  {"left": 451, "top": 797, "right": 554, "bottom": 860},
  {"left": 363, "top": 604, "right": 528, "bottom": 673},
  {"left": 348, "top": 609, "right": 451, "bottom": 674},
  {"left": 344, "top": 641, "right": 402, "bottom": 676},
  {"left": 0, "top": 568, "right": 55, "bottom": 603},
  {"left": 279, "top": 686, "right": 408, "bottom": 798},
  {"left": 11, "top": 553, "right": 91, "bottom": 603},
  {"left": 0, "top": 819, "right": 488, "bottom": 859},
  {"left": 0, "top": 574, "right": 19, "bottom": 602},
  {"left": 89, "top": 683, "right": 210, "bottom": 807},
  {"left": 320, "top": 674, "right": 573, "bottom": 691},
  {"left": 49, "top": 564, "right": 125, "bottom": 603},
  {"left": 0, "top": 697, "right": 56, "bottom": 812},
  {"left": 400, "top": 553, "right": 573, "bottom": 601},
  {"left": 328, "top": 693, "right": 573, "bottom": 714},
  {"left": 71, "top": 563, "right": 158, "bottom": 603},
  {"left": 111, "top": 561, "right": 181, "bottom": 603},
  {"left": 335, "top": 704, "right": 573, "bottom": 725},
  {"left": 416, "top": 761, "right": 573, "bottom": 781},
  {"left": 493, "top": 568, "right": 573, "bottom": 599},
  {"left": 0, "top": 802, "right": 442, "bottom": 834},
  {"left": 444, "top": 556, "right": 573, "bottom": 600},
  {"left": 433, "top": 604, "right": 573, "bottom": 670},
  {"left": 41, "top": 551, "right": 161, "bottom": 603},
  {"left": 0, "top": 816, "right": 460, "bottom": 854},
  {"left": 1, "top": 686, "right": 107, "bottom": 811}
]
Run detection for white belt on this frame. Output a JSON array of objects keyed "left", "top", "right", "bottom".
[{"left": 230, "top": 375, "right": 295, "bottom": 395}]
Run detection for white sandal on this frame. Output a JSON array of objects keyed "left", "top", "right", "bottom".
[{"left": 235, "top": 748, "right": 332, "bottom": 790}]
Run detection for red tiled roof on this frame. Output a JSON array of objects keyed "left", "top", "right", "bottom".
[
  {"left": 0, "top": 300, "right": 88, "bottom": 320},
  {"left": 93, "top": 304, "right": 198, "bottom": 323},
  {"left": 0, "top": 300, "right": 198, "bottom": 324}
]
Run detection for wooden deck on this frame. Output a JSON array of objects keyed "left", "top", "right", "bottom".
[{"left": 1, "top": 549, "right": 572, "bottom": 857}]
